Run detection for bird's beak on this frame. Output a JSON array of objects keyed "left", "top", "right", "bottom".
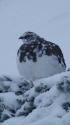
[{"left": 19, "top": 36, "right": 23, "bottom": 39}]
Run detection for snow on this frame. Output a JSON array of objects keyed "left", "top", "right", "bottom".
[
  {"left": 0, "top": 71, "right": 70, "bottom": 125},
  {"left": 0, "top": 0, "right": 70, "bottom": 76},
  {"left": 0, "top": 0, "right": 70, "bottom": 125}
]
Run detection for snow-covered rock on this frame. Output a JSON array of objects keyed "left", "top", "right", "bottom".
[{"left": 0, "top": 71, "right": 70, "bottom": 125}]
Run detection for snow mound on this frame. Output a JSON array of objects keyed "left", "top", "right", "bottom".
[{"left": 0, "top": 71, "right": 70, "bottom": 125}]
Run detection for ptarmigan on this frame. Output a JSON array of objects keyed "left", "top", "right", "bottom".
[{"left": 17, "top": 31, "right": 66, "bottom": 80}]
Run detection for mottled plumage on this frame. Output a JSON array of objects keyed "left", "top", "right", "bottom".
[{"left": 17, "top": 32, "right": 66, "bottom": 80}]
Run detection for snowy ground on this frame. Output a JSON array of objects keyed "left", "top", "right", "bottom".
[
  {"left": 0, "top": 0, "right": 70, "bottom": 76},
  {"left": 0, "top": 71, "right": 70, "bottom": 125}
]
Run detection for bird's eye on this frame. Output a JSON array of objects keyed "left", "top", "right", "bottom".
[{"left": 24, "top": 35, "right": 30, "bottom": 39}]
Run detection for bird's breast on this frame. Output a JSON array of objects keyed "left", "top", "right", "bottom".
[{"left": 17, "top": 54, "right": 66, "bottom": 80}]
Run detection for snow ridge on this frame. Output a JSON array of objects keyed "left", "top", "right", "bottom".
[{"left": 0, "top": 71, "right": 70, "bottom": 125}]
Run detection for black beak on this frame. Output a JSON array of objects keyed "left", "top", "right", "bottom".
[{"left": 19, "top": 36, "right": 23, "bottom": 39}]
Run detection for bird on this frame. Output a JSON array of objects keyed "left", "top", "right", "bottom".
[{"left": 17, "top": 31, "right": 66, "bottom": 80}]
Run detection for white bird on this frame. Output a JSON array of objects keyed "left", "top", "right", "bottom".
[{"left": 17, "top": 31, "right": 66, "bottom": 80}]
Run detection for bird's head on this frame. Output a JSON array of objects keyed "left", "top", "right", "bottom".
[{"left": 19, "top": 31, "right": 39, "bottom": 44}]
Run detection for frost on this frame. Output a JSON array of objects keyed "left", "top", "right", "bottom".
[{"left": 0, "top": 72, "right": 70, "bottom": 125}]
